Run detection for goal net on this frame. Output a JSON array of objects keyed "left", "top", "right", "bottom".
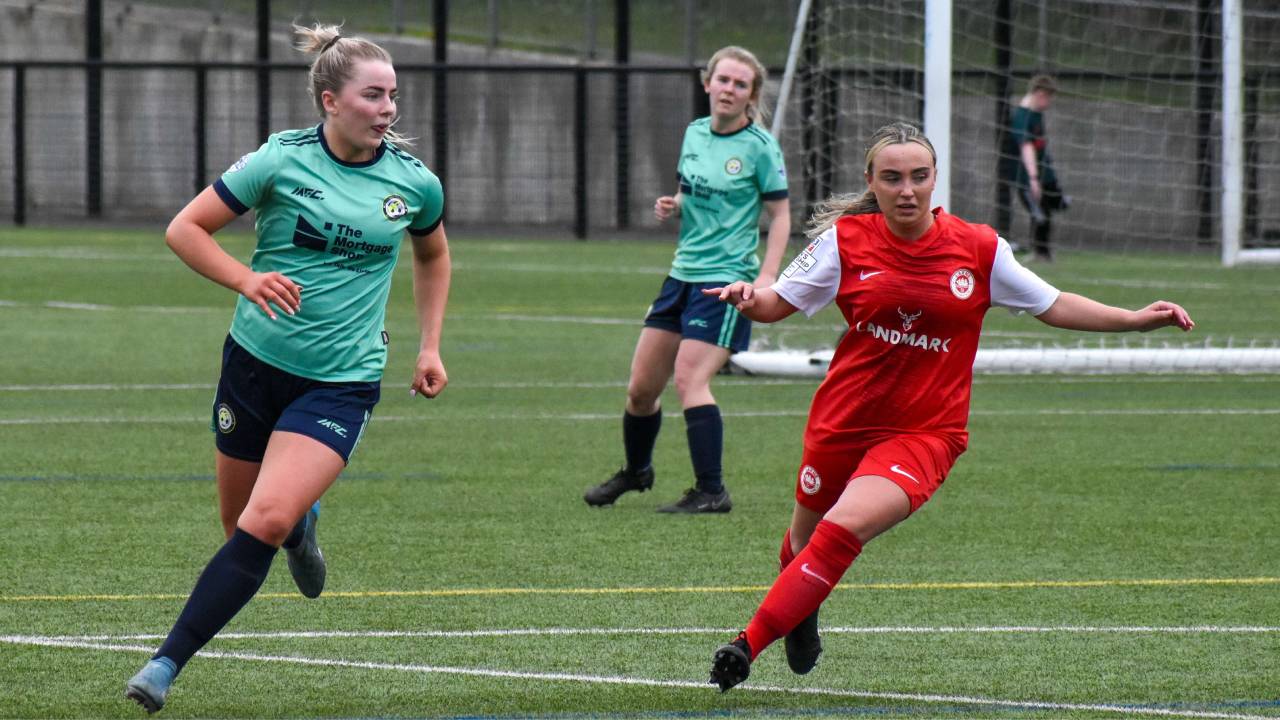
[
  {"left": 745, "top": 0, "right": 1280, "bottom": 375},
  {"left": 772, "top": 0, "right": 1279, "bottom": 258}
]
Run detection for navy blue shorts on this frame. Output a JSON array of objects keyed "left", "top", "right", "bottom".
[
  {"left": 211, "top": 336, "right": 380, "bottom": 464},
  {"left": 643, "top": 276, "right": 751, "bottom": 352}
]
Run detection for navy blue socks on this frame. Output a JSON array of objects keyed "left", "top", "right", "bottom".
[
  {"left": 154, "top": 528, "right": 278, "bottom": 672},
  {"left": 683, "top": 404, "right": 724, "bottom": 494},
  {"left": 623, "top": 409, "right": 662, "bottom": 473}
]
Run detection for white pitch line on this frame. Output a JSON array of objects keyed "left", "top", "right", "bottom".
[
  {"left": 0, "top": 635, "right": 1269, "bottom": 720},
  {"left": 439, "top": 262, "right": 675, "bottom": 275},
  {"left": 5, "top": 375, "right": 1280, "bottom": 394},
  {"left": 0, "top": 248, "right": 171, "bottom": 261},
  {"left": 0, "top": 299, "right": 223, "bottom": 314},
  {"left": 0, "top": 383, "right": 215, "bottom": 392},
  {"left": 4, "top": 407, "right": 1279, "bottom": 426},
  {"left": 0, "top": 378, "right": 821, "bottom": 392},
  {"left": 26, "top": 625, "right": 1280, "bottom": 642}
]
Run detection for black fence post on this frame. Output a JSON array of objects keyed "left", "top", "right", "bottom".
[
  {"left": 692, "top": 67, "right": 709, "bottom": 119},
  {"left": 615, "top": 0, "right": 630, "bottom": 230},
  {"left": 257, "top": 0, "right": 271, "bottom": 143},
  {"left": 819, "top": 68, "right": 837, "bottom": 200},
  {"left": 434, "top": 0, "right": 449, "bottom": 222},
  {"left": 13, "top": 65, "right": 25, "bottom": 226},
  {"left": 194, "top": 65, "right": 207, "bottom": 196},
  {"left": 574, "top": 68, "right": 587, "bottom": 239},
  {"left": 993, "top": 0, "right": 1013, "bottom": 233},
  {"left": 800, "top": 0, "right": 819, "bottom": 211},
  {"left": 86, "top": 0, "right": 103, "bottom": 217},
  {"left": 1244, "top": 71, "right": 1260, "bottom": 244},
  {"left": 1194, "top": 0, "right": 1217, "bottom": 242}
]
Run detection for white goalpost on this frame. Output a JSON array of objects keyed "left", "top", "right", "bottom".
[{"left": 1219, "top": 0, "right": 1280, "bottom": 266}]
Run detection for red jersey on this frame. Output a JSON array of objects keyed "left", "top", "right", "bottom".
[{"left": 781, "top": 209, "right": 999, "bottom": 452}]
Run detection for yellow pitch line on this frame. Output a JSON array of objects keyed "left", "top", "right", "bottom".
[{"left": 2, "top": 576, "right": 1277, "bottom": 603}]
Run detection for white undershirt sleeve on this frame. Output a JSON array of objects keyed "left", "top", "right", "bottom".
[
  {"left": 990, "top": 236, "right": 1060, "bottom": 315},
  {"left": 771, "top": 227, "right": 840, "bottom": 317}
]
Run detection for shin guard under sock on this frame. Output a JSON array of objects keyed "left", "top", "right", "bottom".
[
  {"left": 779, "top": 528, "right": 796, "bottom": 570},
  {"left": 683, "top": 404, "right": 723, "bottom": 493},
  {"left": 744, "top": 520, "right": 863, "bottom": 659},
  {"left": 154, "top": 528, "right": 278, "bottom": 671},
  {"left": 622, "top": 409, "right": 662, "bottom": 473}
]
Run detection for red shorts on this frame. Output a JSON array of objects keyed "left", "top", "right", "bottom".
[{"left": 795, "top": 434, "right": 964, "bottom": 515}]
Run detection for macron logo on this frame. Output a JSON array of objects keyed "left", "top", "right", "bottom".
[
  {"left": 292, "top": 187, "right": 325, "bottom": 200},
  {"left": 799, "top": 562, "right": 833, "bottom": 588},
  {"left": 316, "top": 419, "right": 348, "bottom": 437}
]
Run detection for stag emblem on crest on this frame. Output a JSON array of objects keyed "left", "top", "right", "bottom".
[{"left": 898, "top": 307, "right": 922, "bottom": 331}]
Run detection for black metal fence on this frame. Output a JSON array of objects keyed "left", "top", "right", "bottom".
[
  {"left": 1, "top": 60, "right": 718, "bottom": 236},
  {"left": 0, "top": 58, "right": 1273, "bottom": 246}
]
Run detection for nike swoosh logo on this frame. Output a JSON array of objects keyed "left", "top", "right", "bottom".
[
  {"left": 799, "top": 562, "right": 833, "bottom": 588},
  {"left": 889, "top": 464, "right": 920, "bottom": 484},
  {"left": 859, "top": 270, "right": 885, "bottom": 280}
]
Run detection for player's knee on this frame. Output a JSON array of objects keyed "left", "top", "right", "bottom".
[
  {"left": 822, "top": 503, "right": 904, "bottom": 545},
  {"left": 237, "top": 503, "right": 297, "bottom": 547},
  {"left": 671, "top": 365, "right": 710, "bottom": 400},
  {"left": 625, "top": 383, "right": 661, "bottom": 414}
]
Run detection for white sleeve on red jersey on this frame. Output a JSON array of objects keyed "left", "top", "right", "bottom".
[
  {"left": 771, "top": 226, "right": 840, "bottom": 317},
  {"left": 991, "top": 236, "right": 1060, "bottom": 315}
]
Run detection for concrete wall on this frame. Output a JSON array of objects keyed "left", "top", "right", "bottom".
[{"left": 1, "top": 0, "right": 1276, "bottom": 249}]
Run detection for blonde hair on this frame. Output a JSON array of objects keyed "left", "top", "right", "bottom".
[
  {"left": 805, "top": 121, "right": 938, "bottom": 239},
  {"left": 702, "top": 46, "right": 770, "bottom": 125},
  {"left": 1027, "top": 74, "right": 1058, "bottom": 95},
  {"left": 293, "top": 23, "right": 414, "bottom": 149}
]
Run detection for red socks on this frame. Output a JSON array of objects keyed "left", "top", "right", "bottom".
[
  {"left": 744, "top": 520, "right": 863, "bottom": 659},
  {"left": 779, "top": 528, "right": 796, "bottom": 570}
]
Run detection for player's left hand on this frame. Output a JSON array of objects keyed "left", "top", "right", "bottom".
[
  {"left": 410, "top": 350, "right": 448, "bottom": 398},
  {"left": 1134, "top": 301, "right": 1195, "bottom": 332}
]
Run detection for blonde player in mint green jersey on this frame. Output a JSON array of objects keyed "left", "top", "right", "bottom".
[
  {"left": 584, "top": 46, "right": 790, "bottom": 515},
  {"left": 125, "top": 25, "right": 450, "bottom": 714}
]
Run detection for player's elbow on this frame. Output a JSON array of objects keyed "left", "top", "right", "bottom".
[{"left": 163, "top": 216, "right": 190, "bottom": 254}]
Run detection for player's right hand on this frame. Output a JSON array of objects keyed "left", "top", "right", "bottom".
[
  {"left": 654, "top": 196, "right": 679, "bottom": 221},
  {"left": 702, "top": 281, "right": 757, "bottom": 311},
  {"left": 240, "top": 271, "right": 302, "bottom": 320}
]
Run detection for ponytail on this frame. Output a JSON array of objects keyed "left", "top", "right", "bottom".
[{"left": 293, "top": 23, "right": 415, "bottom": 149}]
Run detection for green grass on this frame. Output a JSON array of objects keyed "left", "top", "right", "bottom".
[{"left": 0, "top": 226, "right": 1278, "bottom": 719}]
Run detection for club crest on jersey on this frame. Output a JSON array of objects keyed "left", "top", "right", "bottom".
[
  {"left": 216, "top": 403, "right": 236, "bottom": 434},
  {"left": 799, "top": 465, "right": 822, "bottom": 495},
  {"left": 950, "top": 268, "right": 975, "bottom": 300},
  {"left": 226, "top": 154, "right": 251, "bottom": 173},
  {"left": 382, "top": 194, "right": 409, "bottom": 221},
  {"left": 724, "top": 157, "right": 743, "bottom": 175}
]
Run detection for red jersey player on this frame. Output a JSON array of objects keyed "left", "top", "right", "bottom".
[{"left": 701, "top": 121, "right": 1194, "bottom": 692}]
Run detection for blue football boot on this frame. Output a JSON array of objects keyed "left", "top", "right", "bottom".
[
  {"left": 285, "top": 501, "right": 326, "bottom": 598},
  {"left": 124, "top": 656, "right": 177, "bottom": 713}
]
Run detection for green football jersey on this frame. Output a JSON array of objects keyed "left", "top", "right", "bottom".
[
  {"left": 671, "top": 118, "right": 789, "bottom": 283},
  {"left": 214, "top": 124, "right": 444, "bottom": 382}
]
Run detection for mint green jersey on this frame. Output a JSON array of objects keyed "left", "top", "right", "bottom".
[
  {"left": 214, "top": 125, "right": 444, "bottom": 382},
  {"left": 671, "top": 118, "right": 789, "bottom": 283}
]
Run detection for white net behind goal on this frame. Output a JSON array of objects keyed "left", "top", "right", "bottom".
[
  {"left": 758, "top": 0, "right": 1280, "bottom": 375},
  {"left": 773, "top": 0, "right": 1280, "bottom": 255}
]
